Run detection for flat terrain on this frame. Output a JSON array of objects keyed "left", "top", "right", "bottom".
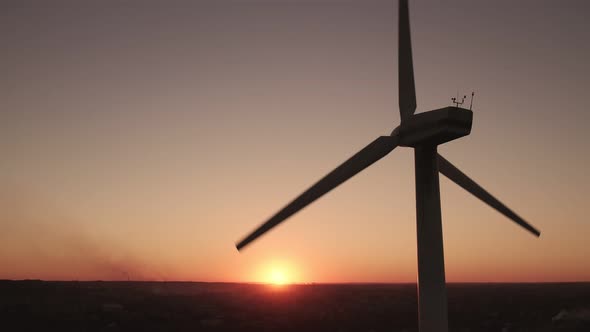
[{"left": 0, "top": 281, "right": 588, "bottom": 331}]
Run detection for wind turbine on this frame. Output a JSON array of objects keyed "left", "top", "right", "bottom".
[{"left": 235, "top": 1, "right": 540, "bottom": 331}]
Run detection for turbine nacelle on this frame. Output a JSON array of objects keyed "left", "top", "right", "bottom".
[{"left": 395, "top": 107, "right": 473, "bottom": 147}]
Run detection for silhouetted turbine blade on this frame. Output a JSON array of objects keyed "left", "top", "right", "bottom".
[
  {"left": 437, "top": 154, "right": 541, "bottom": 237},
  {"left": 236, "top": 135, "right": 400, "bottom": 251},
  {"left": 399, "top": 0, "right": 417, "bottom": 121}
]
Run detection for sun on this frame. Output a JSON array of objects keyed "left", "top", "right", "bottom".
[
  {"left": 257, "top": 261, "right": 299, "bottom": 286},
  {"left": 269, "top": 269, "right": 288, "bottom": 285}
]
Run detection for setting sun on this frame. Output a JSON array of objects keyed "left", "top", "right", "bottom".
[
  {"left": 269, "top": 269, "right": 288, "bottom": 285},
  {"left": 254, "top": 260, "right": 301, "bottom": 285}
]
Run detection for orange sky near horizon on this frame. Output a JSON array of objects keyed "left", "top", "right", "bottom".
[{"left": 1, "top": 0, "right": 589, "bottom": 283}]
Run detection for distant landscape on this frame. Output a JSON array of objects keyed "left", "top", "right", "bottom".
[{"left": 1, "top": 281, "right": 588, "bottom": 331}]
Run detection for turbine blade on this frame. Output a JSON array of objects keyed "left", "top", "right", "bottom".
[
  {"left": 399, "top": 0, "right": 417, "bottom": 121},
  {"left": 236, "top": 135, "right": 400, "bottom": 251},
  {"left": 437, "top": 154, "right": 540, "bottom": 237}
]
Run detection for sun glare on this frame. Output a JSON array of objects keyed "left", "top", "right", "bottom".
[
  {"left": 257, "top": 261, "right": 299, "bottom": 286},
  {"left": 270, "top": 269, "right": 288, "bottom": 285}
]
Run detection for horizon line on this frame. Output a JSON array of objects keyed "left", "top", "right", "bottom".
[{"left": 2, "top": 279, "right": 589, "bottom": 285}]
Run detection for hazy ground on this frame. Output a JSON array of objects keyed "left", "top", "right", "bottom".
[{"left": 0, "top": 281, "right": 588, "bottom": 331}]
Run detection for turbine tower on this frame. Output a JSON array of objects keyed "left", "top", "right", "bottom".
[{"left": 235, "top": 1, "right": 540, "bottom": 331}]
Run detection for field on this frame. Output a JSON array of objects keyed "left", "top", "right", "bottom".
[{"left": 1, "top": 281, "right": 588, "bottom": 331}]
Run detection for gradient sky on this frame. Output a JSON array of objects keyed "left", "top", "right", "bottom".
[{"left": 1, "top": 0, "right": 589, "bottom": 283}]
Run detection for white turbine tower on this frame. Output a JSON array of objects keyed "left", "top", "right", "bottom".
[{"left": 235, "top": 1, "right": 540, "bottom": 331}]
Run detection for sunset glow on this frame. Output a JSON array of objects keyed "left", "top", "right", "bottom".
[
  {"left": 269, "top": 269, "right": 288, "bottom": 285},
  {"left": 257, "top": 261, "right": 297, "bottom": 285}
]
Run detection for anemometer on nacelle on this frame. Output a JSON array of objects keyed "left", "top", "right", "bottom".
[{"left": 452, "top": 91, "right": 475, "bottom": 110}]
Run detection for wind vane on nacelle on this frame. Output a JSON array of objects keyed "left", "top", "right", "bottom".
[{"left": 451, "top": 91, "right": 475, "bottom": 110}]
